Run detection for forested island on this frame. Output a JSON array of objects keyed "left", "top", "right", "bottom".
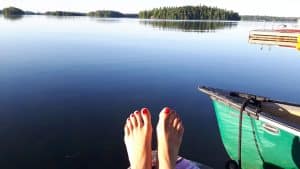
[
  {"left": 87, "top": 10, "right": 138, "bottom": 18},
  {"left": 88, "top": 10, "right": 122, "bottom": 17},
  {"left": 1, "top": 6, "right": 299, "bottom": 22},
  {"left": 45, "top": 11, "right": 86, "bottom": 16},
  {"left": 0, "top": 6, "right": 240, "bottom": 20},
  {"left": 44, "top": 10, "right": 138, "bottom": 17},
  {"left": 0, "top": 7, "right": 137, "bottom": 18},
  {"left": 139, "top": 5, "right": 241, "bottom": 20},
  {"left": 2, "top": 7, "right": 25, "bottom": 16}
]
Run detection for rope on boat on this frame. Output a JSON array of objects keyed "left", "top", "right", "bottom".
[
  {"left": 249, "top": 115, "right": 265, "bottom": 163},
  {"left": 237, "top": 97, "right": 265, "bottom": 169},
  {"left": 238, "top": 98, "right": 253, "bottom": 169}
]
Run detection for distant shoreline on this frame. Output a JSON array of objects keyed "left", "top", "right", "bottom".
[
  {"left": 241, "top": 15, "right": 299, "bottom": 22},
  {"left": 1, "top": 6, "right": 299, "bottom": 22},
  {"left": 0, "top": 7, "right": 139, "bottom": 18}
]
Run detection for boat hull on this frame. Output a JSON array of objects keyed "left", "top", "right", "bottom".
[
  {"left": 198, "top": 86, "right": 300, "bottom": 168},
  {"left": 213, "top": 100, "right": 300, "bottom": 169}
]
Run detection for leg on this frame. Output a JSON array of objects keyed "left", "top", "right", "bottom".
[
  {"left": 157, "top": 107, "right": 184, "bottom": 169},
  {"left": 124, "top": 108, "right": 153, "bottom": 169}
]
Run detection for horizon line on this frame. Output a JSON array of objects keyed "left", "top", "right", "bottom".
[{"left": 1, "top": 6, "right": 300, "bottom": 18}]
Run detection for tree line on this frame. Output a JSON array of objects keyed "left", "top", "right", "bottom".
[
  {"left": 88, "top": 11, "right": 123, "bottom": 17},
  {"left": 2, "top": 7, "right": 25, "bottom": 16},
  {"left": 241, "top": 15, "right": 298, "bottom": 22},
  {"left": 2, "top": 6, "right": 299, "bottom": 22},
  {"left": 139, "top": 5, "right": 241, "bottom": 20},
  {"left": 45, "top": 11, "right": 86, "bottom": 16},
  {"left": 0, "top": 7, "right": 138, "bottom": 18},
  {"left": 88, "top": 11, "right": 138, "bottom": 18}
]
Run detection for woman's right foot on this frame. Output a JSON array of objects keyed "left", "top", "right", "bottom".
[
  {"left": 156, "top": 107, "right": 184, "bottom": 169},
  {"left": 124, "top": 108, "right": 153, "bottom": 169}
]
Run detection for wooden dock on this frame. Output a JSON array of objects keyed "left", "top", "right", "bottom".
[
  {"left": 249, "top": 29, "right": 300, "bottom": 43},
  {"left": 249, "top": 38, "right": 300, "bottom": 50}
]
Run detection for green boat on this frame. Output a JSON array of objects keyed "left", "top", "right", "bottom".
[{"left": 199, "top": 86, "right": 300, "bottom": 169}]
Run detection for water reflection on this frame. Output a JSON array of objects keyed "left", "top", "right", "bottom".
[
  {"left": 140, "top": 20, "right": 238, "bottom": 32},
  {"left": 44, "top": 15, "right": 86, "bottom": 20},
  {"left": 94, "top": 18, "right": 122, "bottom": 23},
  {"left": 249, "top": 38, "right": 300, "bottom": 52},
  {"left": 1, "top": 16, "right": 300, "bottom": 169},
  {"left": 3, "top": 14, "right": 24, "bottom": 21}
]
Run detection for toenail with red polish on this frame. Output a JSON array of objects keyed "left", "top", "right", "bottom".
[
  {"left": 164, "top": 107, "right": 170, "bottom": 114},
  {"left": 131, "top": 114, "right": 134, "bottom": 117},
  {"left": 142, "top": 108, "right": 148, "bottom": 114}
]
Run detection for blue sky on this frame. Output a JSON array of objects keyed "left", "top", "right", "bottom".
[{"left": 1, "top": 0, "right": 300, "bottom": 17}]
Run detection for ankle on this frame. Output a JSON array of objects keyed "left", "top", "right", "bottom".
[
  {"left": 158, "top": 162, "right": 174, "bottom": 169},
  {"left": 157, "top": 154, "right": 175, "bottom": 169}
]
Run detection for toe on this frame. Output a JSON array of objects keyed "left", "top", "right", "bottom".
[
  {"left": 127, "top": 118, "right": 133, "bottom": 131},
  {"left": 173, "top": 117, "right": 180, "bottom": 128},
  {"left": 130, "top": 113, "right": 138, "bottom": 127},
  {"left": 124, "top": 124, "right": 130, "bottom": 136},
  {"left": 159, "top": 107, "right": 171, "bottom": 121},
  {"left": 158, "top": 107, "right": 179, "bottom": 128},
  {"left": 134, "top": 111, "right": 143, "bottom": 127},
  {"left": 177, "top": 122, "right": 184, "bottom": 136},
  {"left": 141, "top": 108, "right": 151, "bottom": 126},
  {"left": 168, "top": 110, "right": 177, "bottom": 126}
]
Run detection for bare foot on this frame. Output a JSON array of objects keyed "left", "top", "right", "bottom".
[
  {"left": 124, "top": 108, "right": 153, "bottom": 169},
  {"left": 157, "top": 107, "right": 184, "bottom": 169}
]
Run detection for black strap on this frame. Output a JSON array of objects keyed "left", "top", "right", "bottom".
[{"left": 237, "top": 98, "right": 252, "bottom": 169}]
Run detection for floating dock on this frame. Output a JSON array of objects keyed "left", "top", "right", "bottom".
[
  {"left": 249, "top": 29, "right": 300, "bottom": 43},
  {"left": 249, "top": 38, "right": 300, "bottom": 50},
  {"left": 249, "top": 29, "right": 300, "bottom": 50}
]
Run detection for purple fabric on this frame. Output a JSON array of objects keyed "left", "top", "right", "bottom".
[
  {"left": 128, "top": 151, "right": 203, "bottom": 169},
  {"left": 175, "top": 158, "right": 201, "bottom": 169}
]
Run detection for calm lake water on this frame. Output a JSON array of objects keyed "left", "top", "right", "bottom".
[{"left": 1, "top": 15, "right": 300, "bottom": 169}]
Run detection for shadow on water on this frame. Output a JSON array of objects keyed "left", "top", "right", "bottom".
[{"left": 140, "top": 20, "right": 238, "bottom": 32}]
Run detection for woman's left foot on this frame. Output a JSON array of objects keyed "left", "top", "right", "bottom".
[
  {"left": 124, "top": 108, "right": 153, "bottom": 169},
  {"left": 157, "top": 107, "right": 184, "bottom": 169}
]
